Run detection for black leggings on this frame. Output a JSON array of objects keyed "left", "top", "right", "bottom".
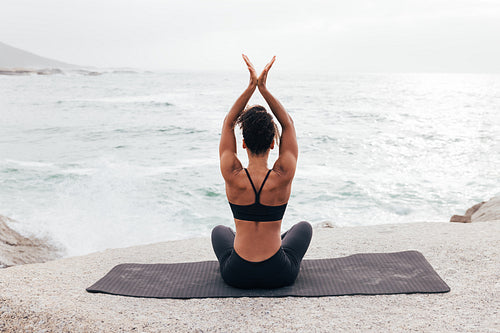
[{"left": 211, "top": 221, "right": 312, "bottom": 289}]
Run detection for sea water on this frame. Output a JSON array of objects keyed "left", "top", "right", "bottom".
[{"left": 1, "top": 71, "right": 499, "bottom": 256}]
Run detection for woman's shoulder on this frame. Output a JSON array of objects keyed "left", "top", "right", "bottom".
[
  {"left": 271, "top": 163, "right": 296, "bottom": 184},
  {"left": 225, "top": 167, "right": 250, "bottom": 189}
]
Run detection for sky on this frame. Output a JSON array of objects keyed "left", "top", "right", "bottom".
[{"left": 2, "top": 0, "right": 500, "bottom": 72}]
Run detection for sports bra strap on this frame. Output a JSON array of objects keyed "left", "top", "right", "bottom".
[
  {"left": 243, "top": 169, "right": 272, "bottom": 202},
  {"left": 243, "top": 168, "right": 258, "bottom": 195},
  {"left": 257, "top": 170, "right": 272, "bottom": 197}
]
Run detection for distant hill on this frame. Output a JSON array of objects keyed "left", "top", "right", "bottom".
[{"left": 0, "top": 41, "right": 77, "bottom": 69}]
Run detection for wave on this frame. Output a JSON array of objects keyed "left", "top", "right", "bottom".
[
  {"left": 56, "top": 94, "right": 175, "bottom": 106},
  {"left": 3, "top": 159, "right": 55, "bottom": 169}
]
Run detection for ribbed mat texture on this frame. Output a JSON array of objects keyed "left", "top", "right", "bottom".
[{"left": 86, "top": 250, "right": 450, "bottom": 298}]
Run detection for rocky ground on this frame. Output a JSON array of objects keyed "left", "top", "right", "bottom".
[
  {"left": 0, "top": 220, "right": 498, "bottom": 332},
  {"left": 1, "top": 197, "right": 498, "bottom": 332}
]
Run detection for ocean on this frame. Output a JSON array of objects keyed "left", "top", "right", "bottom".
[{"left": 1, "top": 71, "right": 499, "bottom": 256}]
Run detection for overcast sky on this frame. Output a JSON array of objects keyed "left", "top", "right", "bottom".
[{"left": 2, "top": 0, "right": 500, "bottom": 72}]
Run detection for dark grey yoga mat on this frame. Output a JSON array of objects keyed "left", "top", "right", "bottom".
[{"left": 86, "top": 250, "right": 450, "bottom": 299}]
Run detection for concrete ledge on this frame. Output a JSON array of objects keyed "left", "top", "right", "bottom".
[{"left": 0, "top": 222, "right": 499, "bottom": 332}]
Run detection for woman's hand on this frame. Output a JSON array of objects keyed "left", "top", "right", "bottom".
[
  {"left": 258, "top": 56, "right": 276, "bottom": 91},
  {"left": 242, "top": 54, "right": 258, "bottom": 88}
]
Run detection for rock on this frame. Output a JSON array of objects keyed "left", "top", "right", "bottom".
[
  {"left": 450, "top": 201, "right": 485, "bottom": 223},
  {"left": 0, "top": 68, "right": 33, "bottom": 75},
  {"left": 466, "top": 202, "right": 486, "bottom": 216},
  {"left": 0, "top": 215, "right": 59, "bottom": 268},
  {"left": 0, "top": 68, "right": 63, "bottom": 75},
  {"left": 314, "top": 221, "right": 335, "bottom": 228},
  {"left": 451, "top": 197, "right": 500, "bottom": 223},
  {"left": 471, "top": 197, "right": 500, "bottom": 222},
  {"left": 36, "top": 68, "right": 63, "bottom": 75},
  {"left": 450, "top": 215, "right": 471, "bottom": 223}
]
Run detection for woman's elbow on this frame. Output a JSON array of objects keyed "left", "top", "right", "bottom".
[
  {"left": 222, "top": 115, "right": 235, "bottom": 130},
  {"left": 282, "top": 115, "right": 294, "bottom": 129}
]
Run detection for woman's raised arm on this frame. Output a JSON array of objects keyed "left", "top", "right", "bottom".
[
  {"left": 258, "top": 57, "right": 298, "bottom": 178},
  {"left": 219, "top": 55, "right": 257, "bottom": 181}
]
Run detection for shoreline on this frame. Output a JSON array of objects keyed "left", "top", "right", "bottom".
[
  {"left": 0, "top": 218, "right": 476, "bottom": 264},
  {"left": 0, "top": 221, "right": 498, "bottom": 332}
]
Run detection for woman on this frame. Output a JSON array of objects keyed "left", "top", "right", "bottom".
[{"left": 211, "top": 55, "right": 312, "bottom": 289}]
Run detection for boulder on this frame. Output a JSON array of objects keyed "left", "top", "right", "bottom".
[
  {"left": 450, "top": 201, "right": 485, "bottom": 223},
  {"left": 313, "top": 221, "right": 335, "bottom": 229},
  {"left": 36, "top": 68, "right": 63, "bottom": 75},
  {"left": 450, "top": 214, "right": 471, "bottom": 223},
  {"left": 471, "top": 197, "right": 500, "bottom": 222},
  {"left": 450, "top": 197, "right": 500, "bottom": 223},
  {"left": 0, "top": 215, "right": 59, "bottom": 267}
]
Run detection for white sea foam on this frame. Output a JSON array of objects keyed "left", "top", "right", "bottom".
[
  {"left": 59, "top": 168, "right": 95, "bottom": 175},
  {"left": 58, "top": 93, "right": 186, "bottom": 106},
  {"left": 4, "top": 159, "right": 56, "bottom": 169}
]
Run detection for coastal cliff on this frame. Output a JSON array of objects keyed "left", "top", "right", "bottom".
[
  {"left": 0, "top": 41, "right": 75, "bottom": 69},
  {"left": 0, "top": 41, "right": 103, "bottom": 75}
]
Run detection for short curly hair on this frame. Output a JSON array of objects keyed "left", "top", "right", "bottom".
[{"left": 237, "top": 105, "right": 278, "bottom": 155}]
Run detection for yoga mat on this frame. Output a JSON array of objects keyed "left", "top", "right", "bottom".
[{"left": 86, "top": 250, "right": 450, "bottom": 299}]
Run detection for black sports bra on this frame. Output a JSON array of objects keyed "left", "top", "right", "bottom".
[{"left": 228, "top": 169, "right": 288, "bottom": 222}]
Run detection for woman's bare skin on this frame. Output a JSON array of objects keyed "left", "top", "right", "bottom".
[{"left": 219, "top": 55, "right": 298, "bottom": 262}]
